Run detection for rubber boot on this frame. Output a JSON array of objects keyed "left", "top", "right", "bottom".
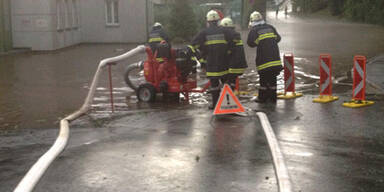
[
  {"left": 209, "top": 90, "right": 220, "bottom": 110},
  {"left": 270, "top": 89, "right": 277, "bottom": 104},
  {"left": 255, "top": 89, "right": 267, "bottom": 103}
]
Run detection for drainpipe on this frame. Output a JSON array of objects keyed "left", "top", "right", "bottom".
[
  {"left": 145, "top": 0, "right": 149, "bottom": 41},
  {"left": 0, "top": 0, "right": 4, "bottom": 52}
]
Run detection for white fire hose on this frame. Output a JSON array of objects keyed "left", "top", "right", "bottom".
[{"left": 13, "top": 45, "right": 146, "bottom": 192}]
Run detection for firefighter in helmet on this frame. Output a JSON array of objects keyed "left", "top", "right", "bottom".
[
  {"left": 247, "top": 11, "right": 282, "bottom": 103},
  {"left": 219, "top": 17, "right": 248, "bottom": 91},
  {"left": 191, "top": 10, "right": 235, "bottom": 109},
  {"left": 148, "top": 22, "right": 170, "bottom": 62}
]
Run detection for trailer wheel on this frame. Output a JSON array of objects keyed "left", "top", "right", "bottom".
[{"left": 137, "top": 83, "right": 156, "bottom": 102}]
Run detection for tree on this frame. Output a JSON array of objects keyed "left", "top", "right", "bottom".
[
  {"left": 168, "top": 0, "right": 198, "bottom": 42},
  {"left": 328, "top": 0, "right": 345, "bottom": 16}
]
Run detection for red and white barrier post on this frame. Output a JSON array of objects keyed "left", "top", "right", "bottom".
[
  {"left": 278, "top": 53, "right": 303, "bottom": 99},
  {"left": 343, "top": 55, "right": 374, "bottom": 108},
  {"left": 313, "top": 54, "right": 338, "bottom": 103}
]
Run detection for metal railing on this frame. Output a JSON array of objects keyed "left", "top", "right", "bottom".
[{"left": 13, "top": 45, "right": 146, "bottom": 192}]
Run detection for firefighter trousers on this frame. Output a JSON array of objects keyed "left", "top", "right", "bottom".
[
  {"left": 258, "top": 72, "right": 277, "bottom": 103},
  {"left": 209, "top": 76, "right": 227, "bottom": 107}
]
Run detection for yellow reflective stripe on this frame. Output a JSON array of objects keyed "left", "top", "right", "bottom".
[
  {"left": 259, "top": 33, "right": 277, "bottom": 38},
  {"left": 156, "top": 58, "right": 164, "bottom": 62},
  {"left": 206, "top": 70, "right": 229, "bottom": 77},
  {"left": 199, "top": 58, "right": 207, "bottom": 63},
  {"left": 149, "top": 37, "right": 164, "bottom": 43},
  {"left": 227, "top": 50, "right": 232, "bottom": 54},
  {"left": 255, "top": 33, "right": 277, "bottom": 44},
  {"left": 205, "top": 40, "right": 228, "bottom": 45},
  {"left": 234, "top": 40, "right": 243, "bottom": 46},
  {"left": 257, "top": 60, "right": 281, "bottom": 71},
  {"left": 193, "top": 44, "right": 200, "bottom": 49},
  {"left": 187, "top": 45, "right": 196, "bottom": 53},
  {"left": 255, "top": 35, "right": 276, "bottom": 44},
  {"left": 229, "top": 68, "right": 245, "bottom": 74},
  {"left": 192, "top": 56, "right": 198, "bottom": 61}
]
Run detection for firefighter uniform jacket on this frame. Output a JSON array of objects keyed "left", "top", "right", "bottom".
[
  {"left": 191, "top": 24, "right": 235, "bottom": 77},
  {"left": 247, "top": 23, "right": 282, "bottom": 75},
  {"left": 148, "top": 26, "right": 169, "bottom": 54},
  {"left": 228, "top": 30, "right": 248, "bottom": 76}
]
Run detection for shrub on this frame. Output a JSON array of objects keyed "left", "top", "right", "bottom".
[{"left": 168, "top": 0, "right": 198, "bottom": 41}]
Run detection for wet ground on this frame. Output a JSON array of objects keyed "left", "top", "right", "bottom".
[
  {"left": 1, "top": 10, "right": 384, "bottom": 192},
  {"left": 2, "top": 96, "right": 384, "bottom": 192},
  {"left": 0, "top": 44, "right": 146, "bottom": 132}
]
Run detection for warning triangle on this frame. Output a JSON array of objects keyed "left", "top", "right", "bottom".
[{"left": 213, "top": 84, "right": 245, "bottom": 115}]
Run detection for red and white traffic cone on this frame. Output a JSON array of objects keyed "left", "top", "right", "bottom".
[
  {"left": 278, "top": 53, "right": 303, "bottom": 99},
  {"left": 343, "top": 55, "right": 374, "bottom": 108},
  {"left": 313, "top": 54, "right": 338, "bottom": 103}
]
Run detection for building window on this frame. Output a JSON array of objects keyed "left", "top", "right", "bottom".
[
  {"left": 71, "top": 0, "right": 78, "bottom": 28},
  {"left": 65, "top": 0, "right": 72, "bottom": 29},
  {"left": 57, "top": 0, "right": 65, "bottom": 31},
  {"left": 105, "top": 0, "right": 119, "bottom": 26}
]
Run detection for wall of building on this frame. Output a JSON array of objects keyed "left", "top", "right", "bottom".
[
  {"left": 11, "top": 0, "right": 55, "bottom": 50},
  {"left": 0, "top": 0, "right": 12, "bottom": 52},
  {"left": 7, "top": 0, "right": 155, "bottom": 50},
  {"left": 54, "top": 0, "right": 82, "bottom": 50},
  {"left": 80, "top": 0, "right": 148, "bottom": 43},
  {"left": 11, "top": 0, "right": 82, "bottom": 50}
]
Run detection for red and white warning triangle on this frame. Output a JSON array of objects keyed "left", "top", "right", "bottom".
[{"left": 213, "top": 84, "right": 245, "bottom": 115}]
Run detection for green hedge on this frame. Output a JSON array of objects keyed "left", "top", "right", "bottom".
[
  {"left": 344, "top": 0, "right": 384, "bottom": 25},
  {"left": 292, "top": 0, "right": 327, "bottom": 14},
  {"left": 292, "top": 0, "right": 384, "bottom": 25},
  {"left": 154, "top": 1, "right": 204, "bottom": 42}
]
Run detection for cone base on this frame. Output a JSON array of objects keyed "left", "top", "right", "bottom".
[
  {"left": 277, "top": 92, "right": 303, "bottom": 99},
  {"left": 235, "top": 91, "right": 255, "bottom": 96},
  {"left": 342, "top": 100, "right": 374, "bottom": 108},
  {"left": 313, "top": 95, "right": 339, "bottom": 103}
]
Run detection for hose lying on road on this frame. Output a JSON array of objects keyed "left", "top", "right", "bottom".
[
  {"left": 13, "top": 45, "right": 146, "bottom": 192},
  {"left": 257, "top": 112, "right": 293, "bottom": 192}
]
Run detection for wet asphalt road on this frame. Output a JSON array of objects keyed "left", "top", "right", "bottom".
[
  {"left": 2, "top": 96, "right": 383, "bottom": 192},
  {"left": 1, "top": 11, "right": 384, "bottom": 192}
]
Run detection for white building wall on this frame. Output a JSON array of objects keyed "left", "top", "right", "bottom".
[
  {"left": 54, "top": 0, "right": 82, "bottom": 50},
  {"left": 11, "top": 0, "right": 56, "bottom": 50},
  {"left": 80, "top": 0, "right": 148, "bottom": 43},
  {"left": 11, "top": 0, "right": 150, "bottom": 50}
]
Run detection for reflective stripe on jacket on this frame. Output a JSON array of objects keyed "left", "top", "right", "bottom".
[
  {"left": 191, "top": 24, "right": 235, "bottom": 77},
  {"left": 247, "top": 23, "right": 282, "bottom": 74},
  {"left": 148, "top": 26, "right": 169, "bottom": 54},
  {"left": 228, "top": 30, "right": 247, "bottom": 75}
]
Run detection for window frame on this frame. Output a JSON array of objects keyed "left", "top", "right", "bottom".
[
  {"left": 56, "top": 0, "right": 64, "bottom": 31},
  {"left": 105, "top": 0, "right": 120, "bottom": 26},
  {"left": 71, "top": 0, "right": 78, "bottom": 29},
  {"left": 64, "top": 0, "right": 71, "bottom": 30}
]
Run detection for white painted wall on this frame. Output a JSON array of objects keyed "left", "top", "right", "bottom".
[
  {"left": 11, "top": 0, "right": 150, "bottom": 50},
  {"left": 80, "top": 0, "right": 148, "bottom": 43},
  {"left": 11, "top": 0, "right": 56, "bottom": 50}
]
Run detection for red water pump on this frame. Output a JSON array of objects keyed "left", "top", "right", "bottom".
[{"left": 136, "top": 46, "right": 208, "bottom": 102}]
